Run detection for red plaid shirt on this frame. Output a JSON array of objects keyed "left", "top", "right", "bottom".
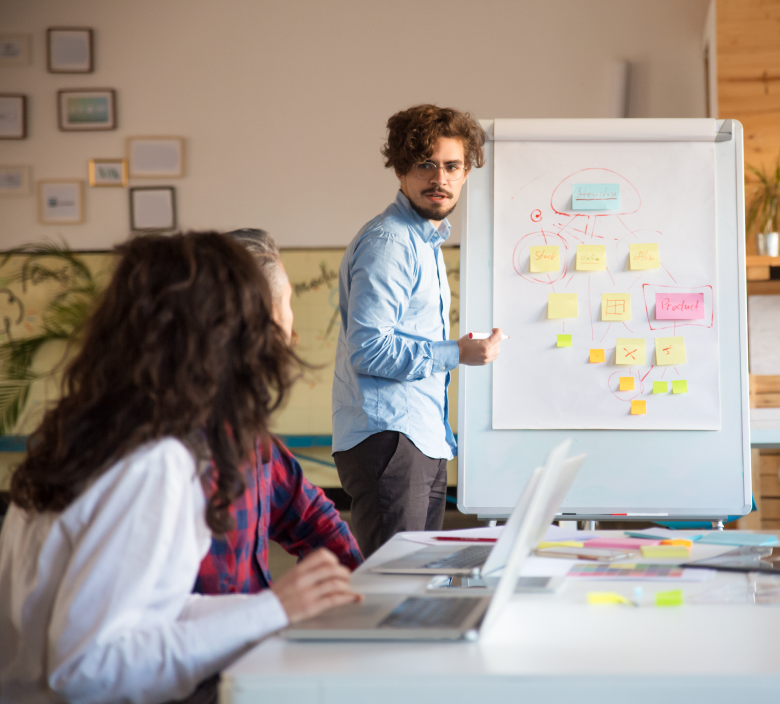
[{"left": 195, "top": 436, "right": 362, "bottom": 594}]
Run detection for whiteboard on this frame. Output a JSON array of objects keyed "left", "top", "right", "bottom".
[{"left": 457, "top": 119, "right": 750, "bottom": 520}]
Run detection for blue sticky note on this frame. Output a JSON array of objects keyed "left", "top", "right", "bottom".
[
  {"left": 572, "top": 183, "right": 621, "bottom": 210},
  {"left": 698, "top": 532, "right": 779, "bottom": 547}
]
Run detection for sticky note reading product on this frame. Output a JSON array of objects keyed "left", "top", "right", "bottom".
[
  {"left": 601, "top": 293, "right": 631, "bottom": 321},
  {"left": 576, "top": 245, "right": 606, "bottom": 271},
  {"left": 590, "top": 349, "right": 605, "bottom": 363},
  {"left": 629, "top": 243, "right": 660, "bottom": 270},
  {"left": 655, "top": 589, "right": 684, "bottom": 607},
  {"left": 631, "top": 400, "right": 646, "bottom": 415},
  {"left": 529, "top": 245, "right": 560, "bottom": 272},
  {"left": 655, "top": 293, "right": 704, "bottom": 320},
  {"left": 557, "top": 334, "right": 572, "bottom": 347},
  {"left": 615, "top": 338, "right": 645, "bottom": 365},
  {"left": 655, "top": 337, "right": 687, "bottom": 366},
  {"left": 653, "top": 381, "right": 668, "bottom": 394},
  {"left": 572, "top": 184, "right": 621, "bottom": 210},
  {"left": 619, "top": 376, "right": 635, "bottom": 391},
  {"left": 548, "top": 293, "right": 578, "bottom": 319},
  {"left": 672, "top": 380, "right": 688, "bottom": 394}
]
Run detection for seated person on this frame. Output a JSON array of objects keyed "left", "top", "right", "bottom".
[
  {"left": 196, "top": 229, "right": 361, "bottom": 594},
  {"left": 0, "top": 232, "right": 360, "bottom": 704}
]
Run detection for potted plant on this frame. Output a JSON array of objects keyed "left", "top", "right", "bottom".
[
  {"left": 747, "top": 155, "right": 780, "bottom": 257},
  {"left": 0, "top": 242, "right": 104, "bottom": 435}
]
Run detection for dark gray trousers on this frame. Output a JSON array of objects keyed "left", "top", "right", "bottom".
[{"left": 333, "top": 431, "right": 448, "bottom": 558}]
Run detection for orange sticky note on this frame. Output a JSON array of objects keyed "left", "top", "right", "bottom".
[
  {"left": 619, "top": 376, "right": 635, "bottom": 391},
  {"left": 590, "top": 349, "right": 605, "bottom": 363},
  {"left": 661, "top": 539, "right": 693, "bottom": 548},
  {"left": 631, "top": 400, "right": 646, "bottom": 415}
]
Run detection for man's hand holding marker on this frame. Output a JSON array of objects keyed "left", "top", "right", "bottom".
[{"left": 457, "top": 328, "right": 505, "bottom": 366}]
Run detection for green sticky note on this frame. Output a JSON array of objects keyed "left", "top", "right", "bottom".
[
  {"left": 672, "top": 380, "right": 688, "bottom": 394},
  {"left": 653, "top": 381, "right": 668, "bottom": 394},
  {"left": 655, "top": 589, "right": 683, "bottom": 607},
  {"left": 557, "top": 334, "right": 572, "bottom": 347}
]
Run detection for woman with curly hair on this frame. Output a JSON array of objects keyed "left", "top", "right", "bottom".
[{"left": 0, "top": 232, "right": 359, "bottom": 704}]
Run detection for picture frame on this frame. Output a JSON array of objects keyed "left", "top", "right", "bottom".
[
  {"left": 58, "top": 89, "right": 117, "bottom": 131},
  {"left": 88, "top": 159, "right": 128, "bottom": 187},
  {"left": 130, "top": 187, "right": 177, "bottom": 231},
  {"left": 0, "top": 34, "right": 31, "bottom": 67},
  {"left": 47, "top": 27, "right": 93, "bottom": 73},
  {"left": 38, "top": 180, "right": 84, "bottom": 225},
  {"left": 0, "top": 166, "right": 31, "bottom": 197},
  {"left": 0, "top": 94, "right": 27, "bottom": 139},
  {"left": 127, "top": 137, "right": 185, "bottom": 178}
]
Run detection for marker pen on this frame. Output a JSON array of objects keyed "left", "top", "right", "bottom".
[{"left": 468, "top": 332, "right": 510, "bottom": 340}]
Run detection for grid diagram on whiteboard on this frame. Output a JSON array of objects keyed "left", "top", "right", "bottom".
[{"left": 492, "top": 141, "right": 720, "bottom": 430}]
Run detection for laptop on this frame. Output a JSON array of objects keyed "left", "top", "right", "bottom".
[
  {"left": 282, "top": 440, "right": 580, "bottom": 641},
  {"left": 370, "top": 441, "right": 585, "bottom": 577}
]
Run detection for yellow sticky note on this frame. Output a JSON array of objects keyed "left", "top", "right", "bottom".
[
  {"left": 576, "top": 244, "right": 606, "bottom": 271},
  {"left": 655, "top": 589, "right": 684, "bottom": 607},
  {"left": 557, "top": 334, "right": 572, "bottom": 347},
  {"left": 615, "top": 338, "right": 645, "bottom": 365},
  {"left": 672, "top": 379, "right": 688, "bottom": 394},
  {"left": 587, "top": 592, "right": 632, "bottom": 605},
  {"left": 548, "top": 293, "right": 578, "bottom": 319},
  {"left": 601, "top": 293, "right": 631, "bottom": 321},
  {"left": 642, "top": 545, "right": 690, "bottom": 558},
  {"left": 631, "top": 399, "right": 646, "bottom": 415},
  {"left": 529, "top": 245, "right": 560, "bottom": 272},
  {"left": 655, "top": 337, "right": 687, "bottom": 365},
  {"left": 619, "top": 376, "right": 635, "bottom": 391},
  {"left": 590, "top": 349, "right": 605, "bottom": 363},
  {"left": 538, "top": 541, "right": 584, "bottom": 549},
  {"left": 661, "top": 539, "right": 693, "bottom": 548},
  {"left": 629, "top": 242, "right": 660, "bottom": 270}
]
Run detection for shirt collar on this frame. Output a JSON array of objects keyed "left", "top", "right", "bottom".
[{"left": 395, "top": 190, "right": 451, "bottom": 247}]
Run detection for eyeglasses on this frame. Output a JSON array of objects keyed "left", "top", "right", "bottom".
[{"left": 412, "top": 161, "right": 466, "bottom": 181}]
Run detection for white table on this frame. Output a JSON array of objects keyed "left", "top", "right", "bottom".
[
  {"left": 751, "top": 407, "right": 780, "bottom": 448},
  {"left": 220, "top": 532, "right": 780, "bottom": 704}
]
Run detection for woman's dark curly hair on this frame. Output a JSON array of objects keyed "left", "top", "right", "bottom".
[
  {"left": 381, "top": 104, "right": 485, "bottom": 176},
  {"left": 10, "top": 231, "right": 298, "bottom": 533}
]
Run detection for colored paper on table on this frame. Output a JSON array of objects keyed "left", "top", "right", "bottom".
[
  {"left": 590, "top": 349, "right": 605, "bottom": 363},
  {"left": 586, "top": 538, "right": 661, "bottom": 549},
  {"left": 601, "top": 293, "right": 631, "bottom": 321},
  {"left": 655, "top": 337, "right": 687, "bottom": 365},
  {"left": 672, "top": 379, "right": 688, "bottom": 394},
  {"left": 661, "top": 539, "right": 693, "bottom": 548},
  {"left": 655, "top": 292, "right": 704, "bottom": 320},
  {"left": 615, "top": 338, "right": 645, "bottom": 365},
  {"left": 631, "top": 400, "right": 646, "bottom": 415},
  {"left": 619, "top": 376, "right": 635, "bottom": 391},
  {"left": 655, "top": 589, "right": 684, "bottom": 607},
  {"left": 567, "top": 564, "right": 692, "bottom": 582},
  {"left": 572, "top": 183, "right": 620, "bottom": 210},
  {"left": 641, "top": 545, "right": 690, "bottom": 558},
  {"left": 529, "top": 245, "right": 560, "bottom": 272},
  {"left": 697, "top": 532, "right": 779, "bottom": 547},
  {"left": 576, "top": 244, "right": 606, "bottom": 271},
  {"left": 538, "top": 541, "right": 584, "bottom": 549},
  {"left": 557, "top": 334, "right": 572, "bottom": 347},
  {"left": 587, "top": 592, "right": 631, "bottom": 605},
  {"left": 548, "top": 293, "right": 578, "bottom": 318},
  {"left": 653, "top": 381, "right": 668, "bottom": 394},
  {"left": 629, "top": 243, "right": 660, "bottom": 270}
]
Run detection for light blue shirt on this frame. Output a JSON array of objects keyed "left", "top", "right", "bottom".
[{"left": 332, "top": 191, "right": 459, "bottom": 460}]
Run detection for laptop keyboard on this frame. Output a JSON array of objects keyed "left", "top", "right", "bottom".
[
  {"left": 423, "top": 545, "right": 493, "bottom": 569},
  {"left": 378, "top": 597, "right": 480, "bottom": 629}
]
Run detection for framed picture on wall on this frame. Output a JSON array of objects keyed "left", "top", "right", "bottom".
[
  {"left": 38, "top": 180, "right": 84, "bottom": 224},
  {"left": 0, "top": 166, "right": 31, "bottom": 197},
  {"left": 130, "top": 186, "right": 177, "bottom": 231},
  {"left": 0, "top": 94, "right": 27, "bottom": 139},
  {"left": 47, "top": 27, "right": 94, "bottom": 73},
  {"left": 127, "top": 137, "right": 185, "bottom": 178},
  {"left": 89, "top": 159, "right": 127, "bottom": 187},
  {"left": 0, "top": 34, "right": 31, "bottom": 66},
  {"left": 58, "top": 89, "right": 117, "bottom": 131}
]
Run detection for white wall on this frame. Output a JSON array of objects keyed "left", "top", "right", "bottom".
[{"left": 0, "top": 0, "right": 710, "bottom": 249}]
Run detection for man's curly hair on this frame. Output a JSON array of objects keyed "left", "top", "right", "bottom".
[{"left": 381, "top": 104, "right": 485, "bottom": 176}]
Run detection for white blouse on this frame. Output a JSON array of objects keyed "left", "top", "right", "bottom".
[{"left": 0, "top": 437, "right": 288, "bottom": 704}]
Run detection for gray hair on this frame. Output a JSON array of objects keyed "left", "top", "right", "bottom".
[{"left": 224, "top": 229, "right": 288, "bottom": 304}]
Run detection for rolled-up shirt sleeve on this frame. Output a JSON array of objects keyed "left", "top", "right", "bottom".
[{"left": 346, "top": 235, "right": 457, "bottom": 381}]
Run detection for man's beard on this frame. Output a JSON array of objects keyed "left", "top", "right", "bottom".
[{"left": 407, "top": 191, "right": 457, "bottom": 222}]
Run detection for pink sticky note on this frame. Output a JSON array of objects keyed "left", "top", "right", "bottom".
[
  {"left": 655, "top": 293, "right": 704, "bottom": 320},
  {"left": 585, "top": 538, "right": 661, "bottom": 549}
]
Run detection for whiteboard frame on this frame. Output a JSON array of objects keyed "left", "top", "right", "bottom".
[{"left": 457, "top": 119, "right": 750, "bottom": 521}]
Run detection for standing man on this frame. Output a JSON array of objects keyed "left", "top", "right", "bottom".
[{"left": 332, "top": 105, "right": 503, "bottom": 557}]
